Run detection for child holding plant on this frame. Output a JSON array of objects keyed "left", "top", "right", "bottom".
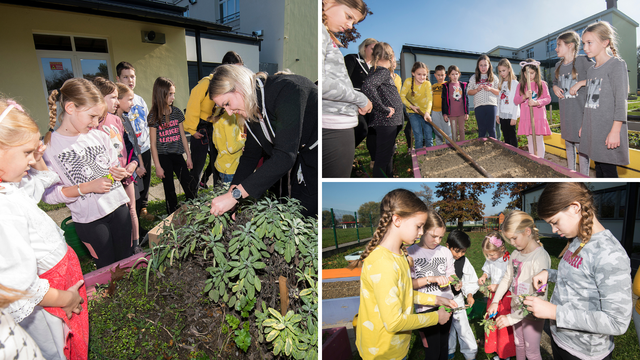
[
  {"left": 408, "top": 210, "right": 460, "bottom": 360},
  {"left": 478, "top": 232, "right": 515, "bottom": 360},
  {"left": 526, "top": 182, "right": 631, "bottom": 360},
  {"left": 488, "top": 211, "right": 550, "bottom": 360},
  {"left": 446, "top": 230, "right": 479, "bottom": 360},
  {"left": 351, "top": 189, "right": 455, "bottom": 360}
]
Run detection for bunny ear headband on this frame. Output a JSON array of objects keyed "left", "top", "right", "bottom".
[
  {"left": 519, "top": 60, "right": 540, "bottom": 68},
  {"left": 0, "top": 100, "right": 24, "bottom": 124}
]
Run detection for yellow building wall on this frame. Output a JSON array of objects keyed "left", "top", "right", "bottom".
[
  {"left": 612, "top": 13, "right": 638, "bottom": 92},
  {"left": 0, "top": 4, "right": 190, "bottom": 134},
  {"left": 283, "top": 0, "right": 318, "bottom": 81}
]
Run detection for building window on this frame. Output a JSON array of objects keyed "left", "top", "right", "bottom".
[
  {"left": 219, "top": 0, "right": 239, "bottom": 23},
  {"left": 526, "top": 47, "right": 534, "bottom": 58},
  {"left": 593, "top": 187, "right": 626, "bottom": 219},
  {"left": 34, "top": 33, "right": 112, "bottom": 102},
  {"left": 547, "top": 39, "right": 557, "bottom": 58}
]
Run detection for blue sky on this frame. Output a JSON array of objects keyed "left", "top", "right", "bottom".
[
  {"left": 339, "top": 0, "right": 640, "bottom": 58},
  {"left": 322, "top": 182, "right": 509, "bottom": 216}
]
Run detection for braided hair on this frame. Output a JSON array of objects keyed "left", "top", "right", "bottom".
[
  {"left": 555, "top": 31, "right": 581, "bottom": 81},
  {"left": 538, "top": 183, "right": 595, "bottom": 258},
  {"left": 410, "top": 62, "right": 428, "bottom": 97},
  {"left": 349, "top": 189, "right": 428, "bottom": 269},
  {"left": 583, "top": 21, "right": 620, "bottom": 59}
]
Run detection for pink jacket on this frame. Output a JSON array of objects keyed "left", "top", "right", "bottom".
[{"left": 515, "top": 81, "right": 551, "bottom": 136}]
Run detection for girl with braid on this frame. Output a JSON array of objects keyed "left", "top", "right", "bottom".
[
  {"left": 526, "top": 182, "right": 632, "bottom": 360},
  {"left": 352, "top": 189, "right": 455, "bottom": 360},
  {"left": 401, "top": 62, "right": 433, "bottom": 149}
]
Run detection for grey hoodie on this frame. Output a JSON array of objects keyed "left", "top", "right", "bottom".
[
  {"left": 547, "top": 229, "right": 631, "bottom": 359},
  {"left": 321, "top": 26, "right": 368, "bottom": 121}
]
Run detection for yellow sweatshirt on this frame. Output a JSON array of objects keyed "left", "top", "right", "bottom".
[
  {"left": 400, "top": 78, "right": 432, "bottom": 115},
  {"left": 212, "top": 108, "right": 245, "bottom": 175},
  {"left": 184, "top": 74, "right": 215, "bottom": 135},
  {"left": 431, "top": 82, "right": 445, "bottom": 112},
  {"left": 634, "top": 268, "right": 640, "bottom": 315},
  {"left": 356, "top": 246, "right": 438, "bottom": 360},
  {"left": 392, "top": 74, "right": 402, "bottom": 93}
]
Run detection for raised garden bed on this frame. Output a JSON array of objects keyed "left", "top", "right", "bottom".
[
  {"left": 412, "top": 138, "right": 587, "bottom": 178},
  {"left": 87, "top": 188, "right": 318, "bottom": 360}
]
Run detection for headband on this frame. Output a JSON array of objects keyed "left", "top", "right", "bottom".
[
  {"left": 0, "top": 100, "right": 24, "bottom": 124},
  {"left": 519, "top": 60, "right": 540, "bottom": 67},
  {"left": 489, "top": 236, "right": 503, "bottom": 247}
]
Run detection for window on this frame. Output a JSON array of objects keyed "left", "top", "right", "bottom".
[
  {"left": 547, "top": 39, "right": 557, "bottom": 58},
  {"left": 34, "top": 33, "right": 112, "bottom": 102},
  {"left": 593, "top": 187, "right": 626, "bottom": 219},
  {"left": 526, "top": 47, "right": 534, "bottom": 58},
  {"left": 219, "top": 0, "right": 239, "bottom": 23}
]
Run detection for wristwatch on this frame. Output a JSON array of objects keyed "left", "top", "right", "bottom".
[{"left": 231, "top": 187, "right": 242, "bottom": 200}]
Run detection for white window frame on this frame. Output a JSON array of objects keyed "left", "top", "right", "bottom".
[
  {"left": 35, "top": 33, "right": 112, "bottom": 103},
  {"left": 219, "top": 0, "right": 239, "bottom": 23}
]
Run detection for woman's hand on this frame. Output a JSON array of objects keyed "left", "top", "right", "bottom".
[
  {"left": 87, "top": 178, "right": 112, "bottom": 194},
  {"left": 109, "top": 166, "right": 127, "bottom": 181},
  {"left": 155, "top": 165, "right": 165, "bottom": 179},
  {"left": 496, "top": 315, "right": 510, "bottom": 329},
  {"left": 437, "top": 306, "right": 452, "bottom": 325},
  {"left": 359, "top": 100, "right": 373, "bottom": 115},
  {"left": 523, "top": 296, "right": 556, "bottom": 320},
  {"left": 210, "top": 190, "right": 238, "bottom": 217},
  {"left": 532, "top": 270, "right": 548, "bottom": 291},
  {"left": 387, "top": 107, "right": 395, "bottom": 118},
  {"left": 553, "top": 85, "right": 565, "bottom": 99},
  {"left": 62, "top": 280, "right": 85, "bottom": 319},
  {"left": 605, "top": 129, "right": 621, "bottom": 149}
]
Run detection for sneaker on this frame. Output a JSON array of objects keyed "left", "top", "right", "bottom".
[
  {"left": 447, "top": 354, "right": 454, "bottom": 360},
  {"left": 198, "top": 181, "right": 208, "bottom": 190},
  {"left": 140, "top": 208, "right": 155, "bottom": 221},
  {"left": 133, "top": 245, "right": 144, "bottom": 254}
]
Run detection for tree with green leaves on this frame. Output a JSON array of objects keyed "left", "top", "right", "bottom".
[
  {"left": 433, "top": 182, "right": 493, "bottom": 229},
  {"left": 342, "top": 214, "right": 355, "bottom": 223},
  {"left": 491, "top": 182, "right": 542, "bottom": 210},
  {"left": 358, "top": 201, "right": 380, "bottom": 227},
  {"left": 322, "top": 210, "right": 334, "bottom": 228}
]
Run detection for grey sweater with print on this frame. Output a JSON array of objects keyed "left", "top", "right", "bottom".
[
  {"left": 552, "top": 55, "right": 592, "bottom": 143},
  {"left": 321, "top": 26, "right": 369, "bottom": 117},
  {"left": 547, "top": 230, "right": 631, "bottom": 359}
]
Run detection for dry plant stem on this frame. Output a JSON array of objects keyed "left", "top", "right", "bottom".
[
  {"left": 279, "top": 275, "right": 289, "bottom": 316},
  {"left": 407, "top": 99, "right": 493, "bottom": 178}
]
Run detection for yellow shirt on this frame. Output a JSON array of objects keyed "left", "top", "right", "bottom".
[
  {"left": 400, "top": 78, "right": 432, "bottom": 115},
  {"left": 633, "top": 268, "right": 640, "bottom": 315},
  {"left": 392, "top": 74, "right": 402, "bottom": 93},
  {"left": 431, "top": 82, "right": 445, "bottom": 112},
  {"left": 356, "top": 246, "right": 438, "bottom": 360},
  {"left": 212, "top": 109, "right": 245, "bottom": 175},
  {"left": 184, "top": 74, "right": 216, "bottom": 135}
]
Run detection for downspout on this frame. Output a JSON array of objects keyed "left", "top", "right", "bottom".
[{"left": 195, "top": 28, "right": 203, "bottom": 79}]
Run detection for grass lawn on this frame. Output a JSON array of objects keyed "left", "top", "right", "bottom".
[
  {"left": 322, "top": 230, "right": 640, "bottom": 360},
  {"left": 322, "top": 227, "right": 375, "bottom": 248}
]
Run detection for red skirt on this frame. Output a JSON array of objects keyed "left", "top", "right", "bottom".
[
  {"left": 484, "top": 291, "right": 516, "bottom": 358},
  {"left": 40, "top": 245, "right": 89, "bottom": 360}
]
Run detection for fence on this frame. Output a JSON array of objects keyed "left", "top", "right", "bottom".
[{"left": 321, "top": 208, "right": 380, "bottom": 249}]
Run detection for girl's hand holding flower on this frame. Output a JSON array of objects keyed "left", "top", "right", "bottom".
[{"left": 523, "top": 296, "right": 556, "bottom": 320}]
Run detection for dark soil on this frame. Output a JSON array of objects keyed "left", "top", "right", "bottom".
[
  {"left": 417, "top": 139, "right": 570, "bottom": 178},
  {"left": 323, "top": 280, "right": 360, "bottom": 299}
]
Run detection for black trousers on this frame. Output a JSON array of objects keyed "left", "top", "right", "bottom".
[
  {"left": 75, "top": 204, "right": 132, "bottom": 269},
  {"left": 418, "top": 308, "right": 452, "bottom": 360},
  {"left": 369, "top": 125, "right": 401, "bottom": 178},
  {"left": 135, "top": 150, "right": 152, "bottom": 215},
  {"left": 500, "top": 118, "right": 518, "bottom": 148},
  {"left": 322, "top": 128, "right": 355, "bottom": 178},
  {"left": 158, "top": 153, "right": 197, "bottom": 214},
  {"left": 594, "top": 161, "right": 618, "bottom": 178},
  {"left": 550, "top": 335, "right": 612, "bottom": 360},
  {"left": 354, "top": 113, "right": 369, "bottom": 148},
  {"left": 190, "top": 119, "right": 218, "bottom": 188}
]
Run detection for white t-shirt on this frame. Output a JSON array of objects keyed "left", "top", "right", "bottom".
[{"left": 482, "top": 256, "right": 509, "bottom": 284}]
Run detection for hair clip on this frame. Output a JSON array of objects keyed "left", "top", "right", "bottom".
[
  {"left": 489, "top": 236, "right": 502, "bottom": 247},
  {"left": 0, "top": 100, "right": 24, "bottom": 124}
]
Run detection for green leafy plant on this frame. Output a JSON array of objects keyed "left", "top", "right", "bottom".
[
  {"left": 479, "top": 279, "right": 492, "bottom": 298},
  {"left": 263, "top": 308, "right": 308, "bottom": 359},
  {"left": 509, "top": 293, "right": 533, "bottom": 317},
  {"left": 480, "top": 316, "right": 497, "bottom": 336},
  {"left": 234, "top": 322, "right": 251, "bottom": 352}
]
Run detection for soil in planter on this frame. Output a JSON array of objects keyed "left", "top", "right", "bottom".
[
  {"left": 323, "top": 280, "right": 360, "bottom": 299},
  {"left": 89, "top": 254, "right": 298, "bottom": 360},
  {"left": 417, "top": 139, "right": 570, "bottom": 178}
]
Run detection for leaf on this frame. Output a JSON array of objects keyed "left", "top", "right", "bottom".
[
  {"left": 285, "top": 337, "right": 293, "bottom": 356},
  {"left": 273, "top": 338, "right": 284, "bottom": 355},
  {"left": 262, "top": 319, "right": 278, "bottom": 327},
  {"left": 211, "top": 289, "right": 219, "bottom": 303},
  {"left": 268, "top": 308, "right": 284, "bottom": 321},
  {"left": 204, "top": 282, "right": 213, "bottom": 292},
  {"left": 234, "top": 328, "right": 251, "bottom": 352},
  {"left": 253, "top": 261, "right": 267, "bottom": 270},
  {"left": 255, "top": 277, "right": 261, "bottom": 292},
  {"left": 265, "top": 329, "right": 279, "bottom": 342}
]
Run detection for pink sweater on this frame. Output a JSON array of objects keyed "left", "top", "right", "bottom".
[
  {"left": 515, "top": 82, "right": 552, "bottom": 136},
  {"left": 43, "top": 130, "right": 129, "bottom": 224}
]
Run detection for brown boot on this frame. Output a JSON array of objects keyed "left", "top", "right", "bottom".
[{"left": 140, "top": 208, "right": 155, "bottom": 221}]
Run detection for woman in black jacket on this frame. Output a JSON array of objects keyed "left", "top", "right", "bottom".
[
  {"left": 208, "top": 65, "right": 317, "bottom": 217},
  {"left": 344, "top": 38, "right": 377, "bottom": 148}
]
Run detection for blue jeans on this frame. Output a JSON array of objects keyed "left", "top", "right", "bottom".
[
  {"left": 408, "top": 113, "right": 433, "bottom": 148},
  {"left": 475, "top": 105, "right": 497, "bottom": 138},
  {"left": 219, "top": 172, "right": 234, "bottom": 184}
]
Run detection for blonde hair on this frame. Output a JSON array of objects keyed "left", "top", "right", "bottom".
[
  {"left": 0, "top": 284, "right": 27, "bottom": 308},
  {"left": 538, "top": 183, "right": 595, "bottom": 258},
  {"left": 583, "top": 21, "right": 620, "bottom": 58},
  {"left": 410, "top": 62, "right": 429, "bottom": 97},
  {"left": 349, "top": 189, "right": 428, "bottom": 268},
  {"left": 501, "top": 210, "right": 541, "bottom": 247},
  {"left": 358, "top": 38, "right": 378, "bottom": 58},
  {"left": 497, "top": 59, "right": 516, "bottom": 91},
  {"left": 116, "top": 83, "right": 133, "bottom": 100},
  {"left": 518, "top": 58, "right": 544, "bottom": 97},
  {"left": 481, "top": 231, "right": 506, "bottom": 258},
  {"left": 0, "top": 98, "right": 39, "bottom": 151},
  {"left": 208, "top": 64, "right": 267, "bottom": 123},
  {"left": 555, "top": 31, "right": 581, "bottom": 80},
  {"left": 370, "top": 42, "right": 394, "bottom": 72},
  {"left": 45, "top": 78, "right": 106, "bottom": 145}
]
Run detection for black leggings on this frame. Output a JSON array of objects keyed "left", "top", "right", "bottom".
[
  {"left": 135, "top": 150, "right": 152, "bottom": 215},
  {"left": 500, "top": 118, "right": 518, "bottom": 148},
  {"left": 418, "top": 308, "right": 452, "bottom": 360},
  {"left": 550, "top": 335, "right": 611, "bottom": 360},
  {"left": 369, "top": 125, "right": 401, "bottom": 178},
  {"left": 594, "top": 161, "right": 618, "bottom": 178},
  {"left": 75, "top": 204, "right": 132, "bottom": 269},
  {"left": 190, "top": 119, "right": 218, "bottom": 188},
  {"left": 158, "top": 153, "right": 197, "bottom": 214}
]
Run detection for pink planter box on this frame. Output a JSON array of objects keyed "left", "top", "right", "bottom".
[
  {"left": 322, "top": 327, "right": 351, "bottom": 360},
  {"left": 83, "top": 252, "right": 149, "bottom": 298},
  {"left": 411, "top": 137, "right": 588, "bottom": 178}
]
